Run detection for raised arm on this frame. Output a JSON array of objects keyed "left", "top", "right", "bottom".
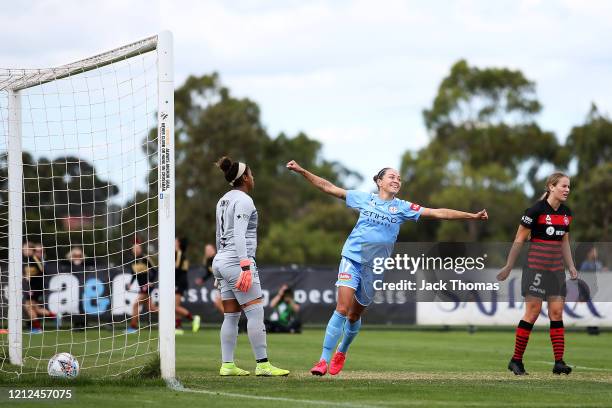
[
  {"left": 286, "top": 160, "right": 346, "bottom": 200},
  {"left": 421, "top": 208, "right": 488, "bottom": 220},
  {"left": 497, "top": 225, "right": 531, "bottom": 281}
]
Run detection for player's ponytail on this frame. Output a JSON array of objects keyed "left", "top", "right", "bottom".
[
  {"left": 216, "top": 156, "right": 249, "bottom": 187},
  {"left": 373, "top": 167, "right": 391, "bottom": 190},
  {"left": 539, "top": 171, "right": 569, "bottom": 200}
]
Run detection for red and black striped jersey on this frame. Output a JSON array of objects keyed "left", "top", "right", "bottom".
[
  {"left": 520, "top": 199, "right": 572, "bottom": 272},
  {"left": 520, "top": 199, "right": 572, "bottom": 242}
]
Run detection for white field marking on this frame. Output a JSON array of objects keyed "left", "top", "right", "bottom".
[
  {"left": 175, "top": 387, "right": 611, "bottom": 408},
  {"left": 536, "top": 361, "right": 612, "bottom": 372},
  {"left": 167, "top": 381, "right": 383, "bottom": 408}
]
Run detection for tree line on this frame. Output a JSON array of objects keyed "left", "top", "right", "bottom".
[{"left": 1, "top": 60, "right": 610, "bottom": 265}]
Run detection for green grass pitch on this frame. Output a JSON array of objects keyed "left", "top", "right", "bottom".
[{"left": 1, "top": 327, "right": 611, "bottom": 407}]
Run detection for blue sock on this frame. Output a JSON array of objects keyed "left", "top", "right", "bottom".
[
  {"left": 320, "top": 311, "right": 346, "bottom": 362},
  {"left": 337, "top": 318, "right": 361, "bottom": 353}
]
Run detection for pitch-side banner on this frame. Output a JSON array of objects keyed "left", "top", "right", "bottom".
[
  {"left": 0, "top": 264, "right": 417, "bottom": 324},
  {"left": 417, "top": 271, "right": 612, "bottom": 327},
  {"left": 186, "top": 266, "right": 417, "bottom": 324}
]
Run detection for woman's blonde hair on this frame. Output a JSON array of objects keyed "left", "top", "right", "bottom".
[{"left": 539, "top": 172, "right": 569, "bottom": 200}]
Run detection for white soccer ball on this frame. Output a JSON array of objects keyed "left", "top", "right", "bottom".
[{"left": 47, "top": 352, "right": 80, "bottom": 378}]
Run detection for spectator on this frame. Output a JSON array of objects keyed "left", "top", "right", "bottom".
[
  {"left": 579, "top": 245, "right": 606, "bottom": 336},
  {"left": 265, "top": 284, "right": 302, "bottom": 333},
  {"left": 580, "top": 246, "right": 606, "bottom": 272},
  {"left": 65, "top": 246, "right": 86, "bottom": 272}
]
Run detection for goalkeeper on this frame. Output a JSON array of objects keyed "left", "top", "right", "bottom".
[{"left": 212, "top": 156, "right": 289, "bottom": 377}]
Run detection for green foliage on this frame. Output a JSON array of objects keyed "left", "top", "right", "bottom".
[
  {"left": 258, "top": 201, "right": 357, "bottom": 264},
  {"left": 168, "top": 73, "right": 360, "bottom": 261},
  {"left": 401, "top": 59, "right": 565, "bottom": 242},
  {"left": 0, "top": 153, "right": 121, "bottom": 261},
  {"left": 567, "top": 105, "right": 612, "bottom": 241}
]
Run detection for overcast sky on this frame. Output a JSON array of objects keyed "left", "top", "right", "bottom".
[{"left": 2, "top": 0, "right": 612, "bottom": 188}]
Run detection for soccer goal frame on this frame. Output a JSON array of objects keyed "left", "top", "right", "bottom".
[{"left": 4, "top": 31, "right": 176, "bottom": 381}]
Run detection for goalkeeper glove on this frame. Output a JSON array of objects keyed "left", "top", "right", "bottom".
[{"left": 236, "top": 259, "right": 253, "bottom": 292}]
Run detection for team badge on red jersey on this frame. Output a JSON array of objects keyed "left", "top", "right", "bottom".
[{"left": 564, "top": 215, "right": 569, "bottom": 225}]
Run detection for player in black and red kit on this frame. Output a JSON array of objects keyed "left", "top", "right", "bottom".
[
  {"left": 498, "top": 172, "right": 578, "bottom": 375},
  {"left": 127, "top": 239, "right": 159, "bottom": 333}
]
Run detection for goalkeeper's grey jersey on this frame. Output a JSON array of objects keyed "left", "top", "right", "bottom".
[{"left": 215, "top": 189, "right": 258, "bottom": 260}]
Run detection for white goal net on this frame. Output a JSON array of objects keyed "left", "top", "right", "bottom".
[{"left": 0, "top": 32, "right": 175, "bottom": 380}]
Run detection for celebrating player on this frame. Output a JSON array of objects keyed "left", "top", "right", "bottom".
[
  {"left": 497, "top": 172, "right": 577, "bottom": 375},
  {"left": 212, "top": 156, "right": 289, "bottom": 376},
  {"left": 286, "top": 160, "right": 488, "bottom": 376}
]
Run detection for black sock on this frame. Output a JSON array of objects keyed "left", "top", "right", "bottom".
[{"left": 256, "top": 358, "right": 268, "bottom": 363}]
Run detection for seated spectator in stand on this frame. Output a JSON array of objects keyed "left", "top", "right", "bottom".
[{"left": 265, "top": 284, "right": 302, "bottom": 334}]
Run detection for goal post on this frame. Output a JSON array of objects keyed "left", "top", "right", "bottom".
[
  {"left": 156, "top": 30, "right": 176, "bottom": 382},
  {"left": 0, "top": 32, "right": 175, "bottom": 381}
]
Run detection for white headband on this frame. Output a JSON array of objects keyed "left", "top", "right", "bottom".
[{"left": 229, "top": 162, "right": 247, "bottom": 186}]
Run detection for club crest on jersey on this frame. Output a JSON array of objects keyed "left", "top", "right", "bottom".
[
  {"left": 564, "top": 215, "right": 569, "bottom": 225},
  {"left": 338, "top": 273, "right": 352, "bottom": 281},
  {"left": 389, "top": 206, "right": 398, "bottom": 214},
  {"left": 545, "top": 215, "right": 552, "bottom": 225},
  {"left": 410, "top": 203, "right": 421, "bottom": 211}
]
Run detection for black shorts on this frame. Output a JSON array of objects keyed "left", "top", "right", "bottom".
[
  {"left": 175, "top": 272, "right": 188, "bottom": 295},
  {"left": 521, "top": 267, "right": 567, "bottom": 299},
  {"left": 135, "top": 273, "right": 152, "bottom": 294},
  {"left": 23, "top": 278, "right": 44, "bottom": 303}
]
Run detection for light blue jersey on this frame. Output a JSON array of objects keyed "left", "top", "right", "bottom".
[{"left": 341, "top": 190, "right": 423, "bottom": 265}]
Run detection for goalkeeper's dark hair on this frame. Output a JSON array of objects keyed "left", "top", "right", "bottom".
[{"left": 216, "top": 156, "right": 249, "bottom": 187}]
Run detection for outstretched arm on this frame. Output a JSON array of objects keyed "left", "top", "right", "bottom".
[
  {"left": 286, "top": 160, "right": 346, "bottom": 200},
  {"left": 421, "top": 208, "right": 488, "bottom": 220}
]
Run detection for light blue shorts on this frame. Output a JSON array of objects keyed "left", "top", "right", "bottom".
[{"left": 335, "top": 257, "right": 376, "bottom": 306}]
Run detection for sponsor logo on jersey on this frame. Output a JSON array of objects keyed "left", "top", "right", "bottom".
[
  {"left": 546, "top": 226, "right": 555, "bottom": 236},
  {"left": 410, "top": 203, "right": 421, "bottom": 211},
  {"left": 338, "top": 273, "right": 352, "bottom": 281},
  {"left": 361, "top": 210, "right": 399, "bottom": 224},
  {"left": 556, "top": 230, "right": 565, "bottom": 236},
  {"left": 522, "top": 215, "right": 533, "bottom": 225},
  {"left": 389, "top": 206, "right": 398, "bottom": 214},
  {"left": 545, "top": 214, "right": 552, "bottom": 225}
]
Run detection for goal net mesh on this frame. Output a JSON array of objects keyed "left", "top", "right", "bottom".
[{"left": 0, "top": 35, "right": 162, "bottom": 378}]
